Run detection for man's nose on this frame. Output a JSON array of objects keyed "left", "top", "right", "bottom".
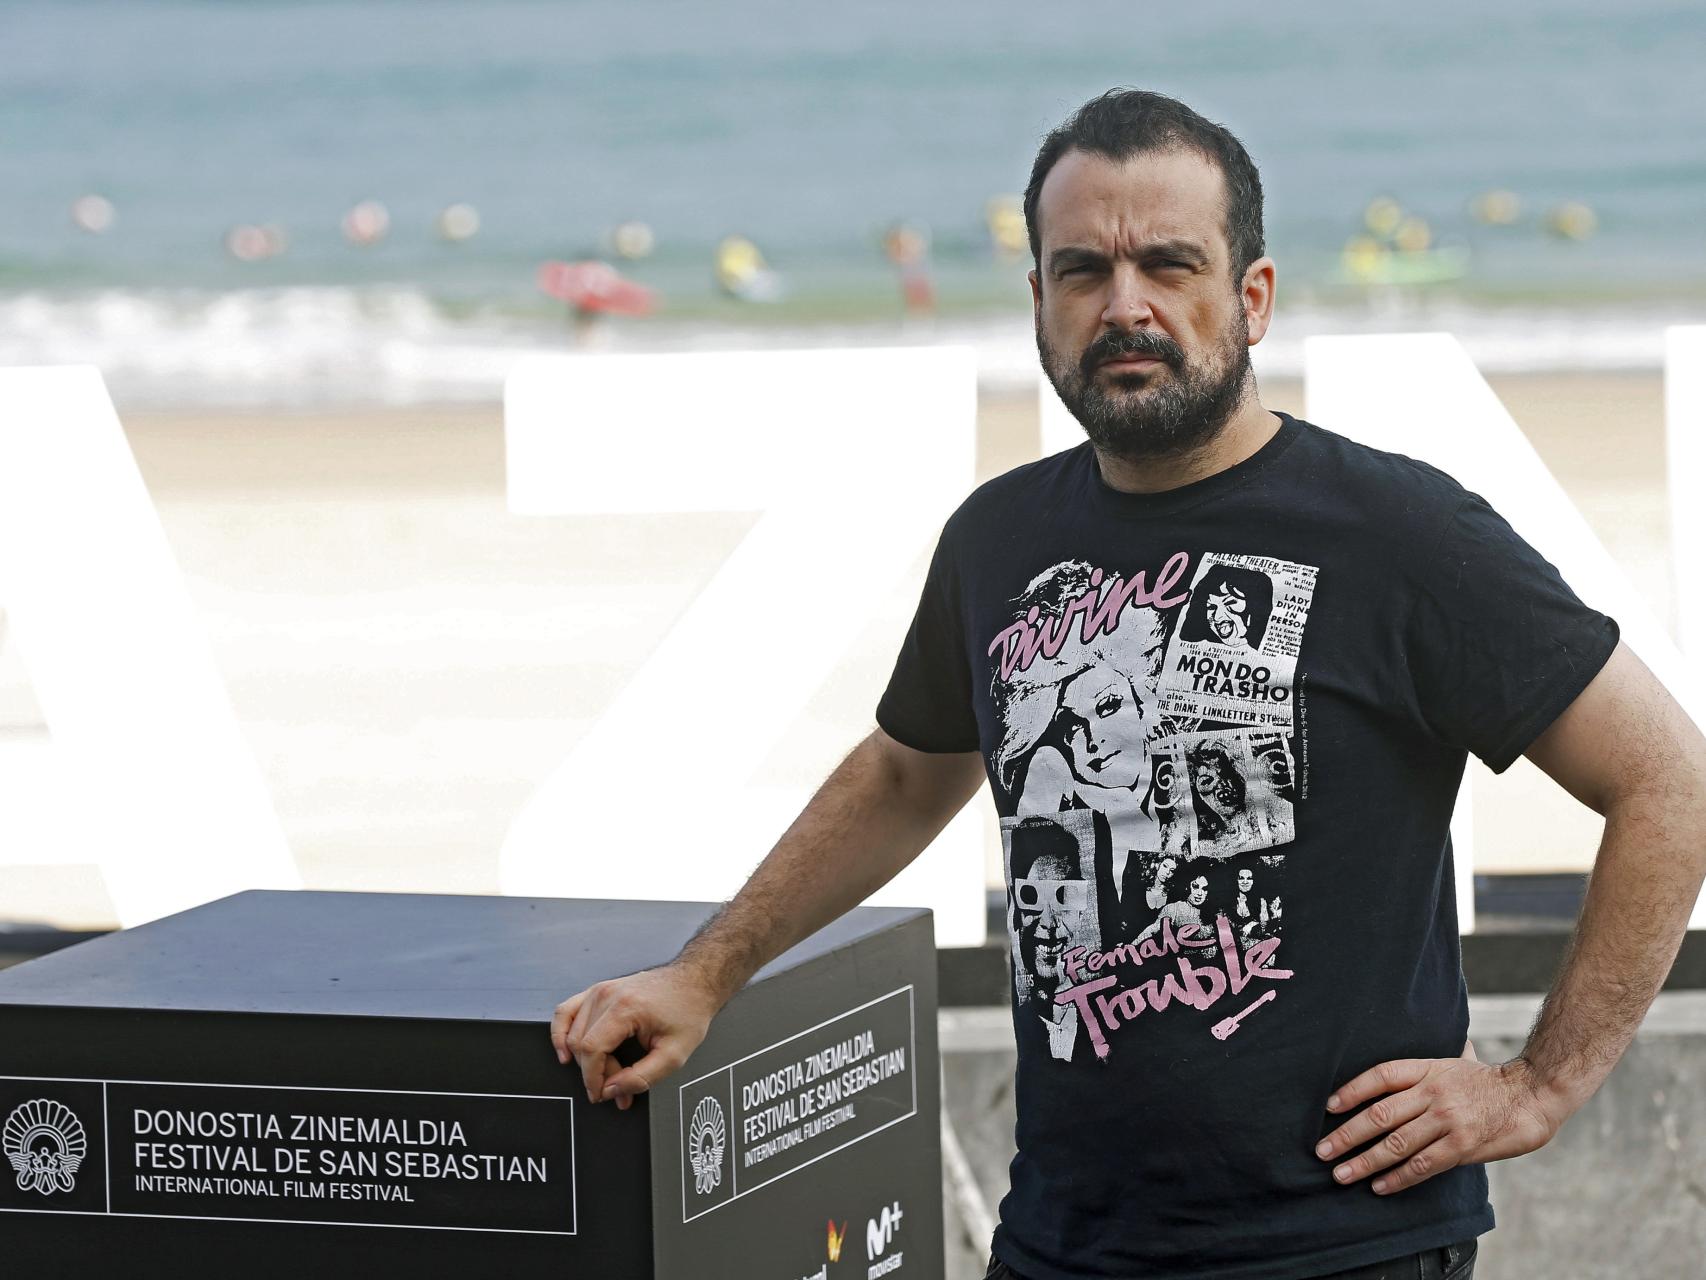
[{"left": 1100, "top": 264, "right": 1155, "bottom": 329}]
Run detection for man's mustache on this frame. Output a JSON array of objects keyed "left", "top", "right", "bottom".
[{"left": 1081, "top": 329, "right": 1186, "bottom": 376}]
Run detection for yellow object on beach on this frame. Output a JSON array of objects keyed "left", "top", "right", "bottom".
[
  {"left": 1545, "top": 201, "right": 1598, "bottom": 240},
  {"left": 1338, "top": 238, "right": 1468, "bottom": 286},
  {"left": 716, "top": 235, "right": 763, "bottom": 284},
  {"left": 1363, "top": 196, "right": 1402, "bottom": 238},
  {"left": 1341, "top": 236, "right": 1387, "bottom": 281},
  {"left": 1393, "top": 216, "right": 1432, "bottom": 253},
  {"left": 1470, "top": 189, "right": 1521, "bottom": 225},
  {"left": 986, "top": 195, "right": 1027, "bottom": 257},
  {"left": 714, "top": 235, "right": 782, "bottom": 301}
]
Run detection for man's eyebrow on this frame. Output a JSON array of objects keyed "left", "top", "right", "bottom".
[
  {"left": 1046, "top": 240, "right": 1209, "bottom": 272},
  {"left": 1046, "top": 245, "right": 1108, "bottom": 273},
  {"left": 1148, "top": 239, "right": 1209, "bottom": 265}
]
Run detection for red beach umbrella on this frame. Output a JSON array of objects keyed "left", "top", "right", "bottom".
[{"left": 537, "top": 260, "right": 656, "bottom": 316}]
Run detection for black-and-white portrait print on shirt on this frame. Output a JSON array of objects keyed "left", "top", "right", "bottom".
[
  {"left": 1003, "top": 809, "right": 1103, "bottom": 1062},
  {"left": 991, "top": 559, "right": 1178, "bottom": 885},
  {"left": 1180, "top": 561, "right": 1274, "bottom": 650}
]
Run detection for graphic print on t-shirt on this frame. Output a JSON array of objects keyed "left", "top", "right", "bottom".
[
  {"left": 1004, "top": 807, "right": 1103, "bottom": 1064},
  {"left": 1159, "top": 553, "right": 1318, "bottom": 728},
  {"left": 988, "top": 550, "right": 1316, "bottom": 1063}
]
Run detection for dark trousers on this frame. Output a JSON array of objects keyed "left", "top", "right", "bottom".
[{"left": 983, "top": 1235, "right": 1477, "bottom": 1279}]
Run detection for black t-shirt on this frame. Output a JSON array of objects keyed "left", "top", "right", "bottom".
[{"left": 876, "top": 411, "right": 1620, "bottom": 1280}]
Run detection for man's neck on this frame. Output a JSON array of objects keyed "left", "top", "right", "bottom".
[{"left": 1093, "top": 396, "right": 1282, "bottom": 496}]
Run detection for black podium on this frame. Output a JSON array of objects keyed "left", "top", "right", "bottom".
[{"left": 0, "top": 890, "right": 942, "bottom": 1278}]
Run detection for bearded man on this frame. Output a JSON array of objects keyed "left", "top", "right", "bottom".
[{"left": 552, "top": 89, "right": 1706, "bottom": 1280}]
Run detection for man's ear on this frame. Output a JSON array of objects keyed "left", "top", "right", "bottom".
[
  {"left": 1240, "top": 255, "right": 1277, "bottom": 345},
  {"left": 1027, "top": 267, "right": 1041, "bottom": 321}
]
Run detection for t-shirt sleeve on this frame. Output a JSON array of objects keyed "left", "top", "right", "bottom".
[
  {"left": 874, "top": 519, "right": 981, "bottom": 753},
  {"left": 1405, "top": 490, "right": 1621, "bottom": 774}
]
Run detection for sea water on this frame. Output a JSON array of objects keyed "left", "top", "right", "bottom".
[{"left": 3, "top": 0, "right": 1702, "bottom": 404}]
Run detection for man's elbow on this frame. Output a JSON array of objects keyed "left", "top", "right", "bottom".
[{"left": 867, "top": 725, "right": 985, "bottom": 820}]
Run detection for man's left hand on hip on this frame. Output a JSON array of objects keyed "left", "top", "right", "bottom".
[{"left": 1314, "top": 1038, "right": 1563, "bottom": 1194}]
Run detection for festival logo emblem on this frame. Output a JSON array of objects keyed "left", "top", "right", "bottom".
[
  {"left": 827, "top": 1218, "right": 847, "bottom": 1262},
  {"left": 687, "top": 1095, "right": 727, "bottom": 1195},
  {"left": 4, "top": 1099, "right": 87, "bottom": 1195}
]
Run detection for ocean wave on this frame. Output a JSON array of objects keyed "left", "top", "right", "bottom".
[
  {"left": 0, "top": 285, "right": 1699, "bottom": 409},
  {"left": 0, "top": 286, "right": 542, "bottom": 408}
]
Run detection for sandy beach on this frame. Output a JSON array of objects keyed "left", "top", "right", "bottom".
[{"left": 0, "top": 372, "right": 1671, "bottom": 929}]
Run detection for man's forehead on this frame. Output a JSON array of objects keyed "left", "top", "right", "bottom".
[{"left": 1037, "top": 146, "right": 1227, "bottom": 256}]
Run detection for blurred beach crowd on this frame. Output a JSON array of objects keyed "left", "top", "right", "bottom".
[{"left": 5, "top": 0, "right": 1703, "bottom": 407}]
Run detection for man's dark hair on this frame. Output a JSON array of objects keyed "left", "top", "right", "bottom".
[{"left": 1023, "top": 88, "right": 1265, "bottom": 286}]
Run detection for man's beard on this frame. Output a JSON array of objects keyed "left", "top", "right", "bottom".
[{"left": 1037, "top": 310, "right": 1252, "bottom": 461}]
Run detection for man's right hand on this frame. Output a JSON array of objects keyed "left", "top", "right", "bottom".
[
  {"left": 550, "top": 962, "right": 724, "bottom": 1111},
  {"left": 546, "top": 732, "right": 980, "bottom": 1112}
]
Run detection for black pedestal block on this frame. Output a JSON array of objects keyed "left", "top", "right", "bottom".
[{"left": 0, "top": 890, "right": 941, "bottom": 1279}]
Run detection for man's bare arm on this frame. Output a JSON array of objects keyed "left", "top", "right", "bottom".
[
  {"left": 550, "top": 727, "right": 985, "bottom": 1108},
  {"left": 1316, "top": 641, "right": 1706, "bottom": 1195},
  {"left": 1509, "top": 640, "right": 1706, "bottom": 1117}
]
